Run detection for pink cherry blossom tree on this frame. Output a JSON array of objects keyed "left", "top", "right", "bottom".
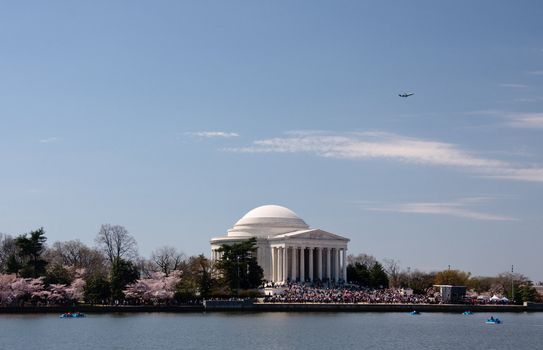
[
  {"left": 0, "top": 274, "right": 45, "bottom": 306},
  {"left": 124, "top": 271, "right": 181, "bottom": 304},
  {"left": 0, "top": 274, "right": 18, "bottom": 305},
  {"left": 66, "top": 278, "right": 86, "bottom": 302}
]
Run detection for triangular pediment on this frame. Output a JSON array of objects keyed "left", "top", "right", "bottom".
[{"left": 274, "top": 229, "right": 349, "bottom": 241}]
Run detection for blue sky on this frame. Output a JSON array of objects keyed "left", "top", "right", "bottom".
[{"left": 1, "top": 1, "right": 542, "bottom": 281}]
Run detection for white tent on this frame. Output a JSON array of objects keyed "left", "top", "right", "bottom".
[
  {"left": 501, "top": 296, "right": 509, "bottom": 302},
  {"left": 490, "top": 295, "right": 501, "bottom": 301}
]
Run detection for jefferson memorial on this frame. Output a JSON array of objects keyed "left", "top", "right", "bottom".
[{"left": 210, "top": 205, "right": 350, "bottom": 283}]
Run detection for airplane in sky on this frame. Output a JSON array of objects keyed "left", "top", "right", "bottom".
[{"left": 399, "top": 92, "right": 414, "bottom": 98}]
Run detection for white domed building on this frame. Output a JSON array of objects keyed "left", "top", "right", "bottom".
[{"left": 210, "top": 205, "right": 349, "bottom": 284}]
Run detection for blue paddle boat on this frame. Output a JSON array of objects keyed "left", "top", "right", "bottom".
[
  {"left": 410, "top": 310, "right": 420, "bottom": 315},
  {"left": 462, "top": 311, "right": 473, "bottom": 315},
  {"left": 485, "top": 316, "right": 501, "bottom": 324},
  {"left": 60, "top": 312, "right": 86, "bottom": 319}
]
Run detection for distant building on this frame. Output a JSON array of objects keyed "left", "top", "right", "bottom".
[
  {"left": 210, "top": 205, "right": 350, "bottom": 283},
  {"left": 434, "top": 285, "right": 467, "bottom": 303}
]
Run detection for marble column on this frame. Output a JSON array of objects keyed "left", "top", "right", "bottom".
[
  {"left": 308, "top": 247, "right": 314, "bottom": 282},
  {"left": 279, "top": 247, "right": 282, "bottom": 283},
  {"left": 330, "top": 248, "right": 335, "bottom": 282},
  {"left": 343, "top": 248, "right": 348, "bottom": 282},
  {"left": 271, "top": 247, "right": 276, "bottom": 282},
  {"left": 300, "top": 247, "right": 305, "bottom": 282},
  {"left": 326, "top": 248, "right": 331, "bottom": 281},
  {"left": 291, "top": 246, "right": 297, "bottom": 281},
  {"left": 317, "top": 247, "right": 323, "bottom": 280},
  {"left": 335, "top": 248, "right": 340, "bottom": 283},
  {"left": 279, "top": 248, "right": 283, "bottom": 283},
  {"left": 281, "top": 246, "right": 288, "bottom": 282},
  {"left": 276, "top": 247, "right": 280, "bottom": 282}
]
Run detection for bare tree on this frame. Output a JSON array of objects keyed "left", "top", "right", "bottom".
[
  {"left": 495, "top": 272, "right": 530, "bottom": 297},
  {"left": 95, "top": 224, "right": 138, "bottom": 264},
  {"left": 347, "top": 253, "right": 377, "bottom": 267},
  {"left": 135, "top": 257, "right": 155, "bottom": 279},
  {"left": 0, "top": 233, "right": 18, "bottom": 272},
  {"left": 383, "top": 258, "right": 401, "bottom": 288},
  {"left": 45, "top": 240, "right": 107, "bottom": 276},
  {"left": 151, "top": 246, "right": 185, "bottom": 276},
  {"left": 398, "top": 269, "right": 436, "bottom": 294}
]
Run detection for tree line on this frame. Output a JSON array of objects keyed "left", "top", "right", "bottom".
[
  {"left": 0, "top": 226, "right": 214, "bottom": 305},
  {"left": 0, "top": 227, "right": 269, "bottom": 306},
  {"left": 0, "top": 227, "right": 540, "bottom": 305},
  {"left": 346, "top": 253, "right": 541, "bottom": 303}
]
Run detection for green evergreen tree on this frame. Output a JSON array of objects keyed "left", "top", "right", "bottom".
[
  {"left": 347, "top": 262, "right": 370, "bottom": 287},
  {"left": 5, "top": 254, "right": 22, "bottom": 275},
  {"left": 518, "top": 281, "right": 537, "bottom": 303},
  {"left": 198, "top": 255, "right": 213, "bottom": 299},
  {"left": 216, "top": 237, "right": 263, "bottom": 293},
  {"left": 369, "top": 262, "right": 389, "bottom": 288},
  {"left": 44, "top": 264, "right": 74, "bottom": 285},
  {"left": 110, "top": 258, "right": 139, "bottom": 301},
  {"left": 175, "top": 278, "right": 198, "bottom": 302},
  {"left": 84, "top": 276, "right": 111, "bottom": 304},
  {"left": 15, "top": 228, "right": 48, "bottom": 277}
]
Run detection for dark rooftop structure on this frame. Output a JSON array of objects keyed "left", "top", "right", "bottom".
[{"left": 434, "top": 285, "right": 467, "bottom": 303}]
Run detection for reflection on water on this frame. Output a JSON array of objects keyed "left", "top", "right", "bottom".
[{"left": 1, "top": 312, "right": 541, "bottom": 350}]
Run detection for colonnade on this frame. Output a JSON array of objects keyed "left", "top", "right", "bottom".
[{"left": 270, "top": 246, "right": 347, "bottom": 283}]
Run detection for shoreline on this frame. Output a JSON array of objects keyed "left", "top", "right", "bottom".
[
  {"left": 1, "top": 302, "right": 541, "bottom": 314},
  {"left": 251, "top": 303, "right": 528, "bottom": 313}
]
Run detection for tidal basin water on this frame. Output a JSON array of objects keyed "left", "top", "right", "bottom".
[{"left": 1, "top": 312, "right": 542, "bottom": 350}]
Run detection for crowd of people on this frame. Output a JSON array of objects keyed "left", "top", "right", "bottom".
[{"left": 263, "top": 282, "right": 438, "bottom": 304}]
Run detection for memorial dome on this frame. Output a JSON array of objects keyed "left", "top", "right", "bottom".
[{"left": 227, "top": 205, "right": 309, "bottom": 238}]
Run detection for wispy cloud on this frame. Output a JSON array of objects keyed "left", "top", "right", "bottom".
[
  {"left": 465, "top": 109, "right": 504, "bottom": 116},
  {"left": 513, "top": 97, "right": 543, "bottom": 103},
  {"left": 186, "top": 131, "right": 239, "bottom": 138},
  {"left": 226, "top": 131, "right": 543, "bottom": 182},
  {"left": 466, "top": 110, "right": 543, "bottom": 128},
  {"left": 360, "top": 197, "right": 517, "bottom": 221},
  {"left": 499, "top": 83, "right": 528, "bottom": 88},
  {"left": 527, "top": 70, "right": 543, "bottom": 76},
  {"left": 505, "top": 113, "right": 543, "bottom": 129},
  {"left": 39, "top": 137, "right": 59, "bottom": 143}
]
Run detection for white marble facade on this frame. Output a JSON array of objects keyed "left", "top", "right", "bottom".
[{"left": 210, "top": 205, "right": 349, "bottom": 283}]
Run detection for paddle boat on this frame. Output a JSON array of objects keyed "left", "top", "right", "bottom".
[
  {"left": 410, "top": 310, "right": 420, "bottom": 315},
  {"left": 59, "top": 312, "right": 86, "bottom": 319},
  {"left": 485, "top": 316, "right": 501, "bottom": 324},
  {"left": 462, "top": 311, "right": 473, "bottom": 315}
]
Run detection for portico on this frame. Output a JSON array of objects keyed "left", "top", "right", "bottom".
[{"left": 270, "top": 245, "right": 348, "bottom": 283}]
